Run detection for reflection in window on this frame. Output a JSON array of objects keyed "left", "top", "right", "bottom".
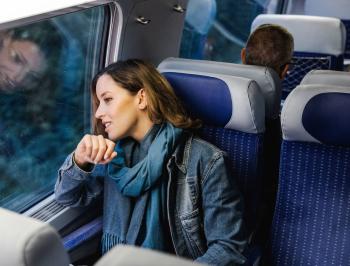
[
  {"left": 0, "top": 6, "right": 109, "bottom": 212},
  {"left": 179, "top": 0, "right": 278, "bottom": 63}
]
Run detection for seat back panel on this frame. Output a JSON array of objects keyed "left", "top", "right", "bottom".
[{"left": 271, "top": 141, "right": 350, "bottom": 265}]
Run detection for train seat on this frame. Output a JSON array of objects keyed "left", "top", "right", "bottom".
[
  {"left": 301, "top": 69, "right": 350, "bottom": 86},
  {"left": 0, "top": 207, "right": 70, "bottom": 266},
  {"left": 0, "top": 207, "right": 203, "bottom": 266},
  {"left": 159, "top": 58, "right": 283, "bottom": 245},
  {"left": 159, "top": 57, "right": 281, "bottom": 120},
  {"left": 305, "top": 0, "right": 350, "bottom": 61},
  {"left": 252, "top": 14, "right": 347, "bottom": 100},
  {"left": 160, "top": 69, "right": 265, "bottom": 247},
  {"left": 268, "top": 84, "right": 350, "bottom": 265}
]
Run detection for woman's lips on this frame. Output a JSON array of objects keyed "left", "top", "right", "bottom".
[{"left": 104, "top": 122, "right": 111, "bottom": 131}]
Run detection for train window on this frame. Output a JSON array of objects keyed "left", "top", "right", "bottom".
[
  {"left": 0, "top": 6, "right": 109, "bottom": 212},
  {"left": 179, "top": 0, "right": 279, "bottom": 62}
]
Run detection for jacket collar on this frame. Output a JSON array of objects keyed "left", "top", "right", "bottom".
[{"left": 171, "top": 131, "right": 193, "bottom": 174}]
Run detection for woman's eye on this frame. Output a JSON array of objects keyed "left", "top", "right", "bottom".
[
  {"left": 104, "top": 97, "right": 112, "bottom": 103},
  {"left": 10, "top": 49, "right": 24, "bottom": 65}
]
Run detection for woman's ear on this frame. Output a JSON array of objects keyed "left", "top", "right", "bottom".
[{"left": 137, "top": 88, "right": 148, "bottom": 110}]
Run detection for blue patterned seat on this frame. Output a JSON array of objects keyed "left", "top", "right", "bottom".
[
  {"left": 252, "top": 14, "right": 346, "bottom": 100},
  {"left": 268, "top": 84, "right": 350, "bottom": 265},
  {"left": 160, "top": 70, "right": 265, "bottom": 242},
  {"left": 159, "top": 58, "right": 283, "bottom": 247}
]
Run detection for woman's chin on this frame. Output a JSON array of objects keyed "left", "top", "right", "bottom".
[{"left": 107, "top": 133, "right": 120, "bottom": 142}]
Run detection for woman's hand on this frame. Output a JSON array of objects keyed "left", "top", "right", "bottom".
[{"left": 74, "top": 134, "right": 117, "bottom": 169}]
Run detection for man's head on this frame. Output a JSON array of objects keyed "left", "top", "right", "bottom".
[{"left": 241, "top": 24, "right": 294, "bottom": 79}]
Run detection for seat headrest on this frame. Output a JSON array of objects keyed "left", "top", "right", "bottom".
[
  {"left": 161, "top": 70, "right": 265, "bottom": 134},
  {"left": 95, "top": 245, "right": 202, "bottom": 266},
  {"left": 281, "top": 85, "right": 350, "bottom": 146},
  {"left": 251, "top": 14, "right": 346, "bottom": 56},
  {"left": 0, "top": 208, "right": 69, "bottom": 266},
  {"left": 159, "top": 57, "right": 281, "bottom": 119},
  {"left": 305, "top": 0, "right": 350, "bottom": 20},
  {"left": 301, "top": 70, "right": 350, "bottom": 87}
]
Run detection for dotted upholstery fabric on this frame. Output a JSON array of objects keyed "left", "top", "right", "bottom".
[
  {"left": 269, "top": 140, "right": 350, "bottom": 265},
  {"left": 199, "top": 125, "right": 264, "bottom": 234}
]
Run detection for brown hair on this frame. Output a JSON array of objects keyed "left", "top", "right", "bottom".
[
  {"left": 245, "top": 24, "right": 294, "bottom": 76},
  {"left": 91, "top": 59, "right": 201, "bottom": 135}
]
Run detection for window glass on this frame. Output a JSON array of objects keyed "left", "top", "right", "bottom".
[
  {"left": 0, "top": 6, "right": 109, "bottom": 212},
  {"left": 179, "top": 0, "right": 279, "bottom": 63}
]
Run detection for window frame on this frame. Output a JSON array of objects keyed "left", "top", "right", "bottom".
[{"left": 0, "top": 1, "right": 121, "bottom": 218}]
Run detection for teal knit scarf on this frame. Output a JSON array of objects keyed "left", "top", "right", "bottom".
[{"left": 102, "top": 123, "right": 183, "bottom": 253}]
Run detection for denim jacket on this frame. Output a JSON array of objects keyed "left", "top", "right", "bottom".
[{"left": 55, "top": 133, "right": 247, "bottom": 265}]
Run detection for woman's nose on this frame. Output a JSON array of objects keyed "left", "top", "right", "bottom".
[{"left": 95, "top": 105, "right": 104, "bottom": 119}]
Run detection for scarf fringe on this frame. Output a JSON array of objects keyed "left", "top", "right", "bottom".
[{"left": 101, "top": 232, "right": 126, "bottom": 254}]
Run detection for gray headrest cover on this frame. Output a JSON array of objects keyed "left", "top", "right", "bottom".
[
  {"left": 159, "top": 68, "right": 265, "bottom": 134},
  {"left": 252, "top": 14, "right": 346, "bottom": 55},
  {"left": 0, "top": 208, "right": 69, "bottom": 266},
  {"left": 301, "top": 70, "right": 350, "bottom": 87},
  {"left": 159, "top": 57, "right": 281, "bottom": 119},
  {"left": 281, "top": 84, "right": 350, "bottom": 143}
]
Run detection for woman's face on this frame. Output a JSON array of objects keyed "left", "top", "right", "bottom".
[
  {"left": 95, "top": 74, "right": 140, "bottom": 141},
  {"left": 0, "top": 36, "right": 46, "bottom": 92}
]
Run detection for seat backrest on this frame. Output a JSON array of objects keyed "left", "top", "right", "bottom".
[
  {"left": 252, "top": 14, "right": 347, "bottom": 100},
  {"left": 269, "top": 84, "right": 350, "bottom": 265},
  {"left": 179, "top": 0, "right": 216, "bottom": 59},
  {"left": 0, "top": 207, "right": 70, "bottom": 266},
  {"left": 95, "top": 245, "right": 203, "bottom": 266},
  {"left": 301, "top": 69, "right": 350, "bottom": 86},
  {"left": 161, "top": 69, "right": 265, "bottom": 235},
  {"left": 305, "top": 0, "right": 350, "bottom": 59},
  {"left": 159, "top": 57, "right": 281, "bottom": 120},
  {"left": 159, "top": 59, "right": 282, "bottom": 244}
]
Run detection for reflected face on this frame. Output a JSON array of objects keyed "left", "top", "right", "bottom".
[
  {"left": 0, "top": 36, "right": 46, "bottom": 92},
  {"left": 95, "top": 74, "right": 139, "bottom": 141}
]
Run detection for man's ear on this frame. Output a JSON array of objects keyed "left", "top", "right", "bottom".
[
  {"left": 280, "top": 64, "right": 289, "bottom": 79},
  {"left": 241, "top": 48, "right": 247, "bottom": 64},
  {"left": 137, "top": 88, "right": 147, "bottom": 110}
]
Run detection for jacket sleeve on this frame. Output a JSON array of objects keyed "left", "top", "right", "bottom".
[
  {"left": 54, "top": 152, "right": 104, "bottom": 207},
  {"left": 195, "top": 152, "right": 247, "bottom": 266}
]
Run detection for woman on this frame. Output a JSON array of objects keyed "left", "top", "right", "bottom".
[
  {"left": 0, "top": 21, "right": 64, "bottom": 202},
  {"left": 0, "top": 21, "right": 61, "bottom": 93},
  {"left": 55, "top": 59, "right": 247, "bottom": 265}
]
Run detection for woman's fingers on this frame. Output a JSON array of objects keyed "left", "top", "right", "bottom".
[
  {"left": 74, "top": 135, "right": 93, "bottom": 167},
  {"left": 100, "top": 151, "right": 117, "bottom": 164},
  {"left": 82, "top": 134, "right": 93, "bottom": 158},
  {"left": 94, "top": 135, "right": 107, "bottom": 163},
  {"left": 104, "top": 139, "right": 116, "bottom": 160},
  {"left": 90, "top": 135, "right": 100, "bottom": 162},
  {"left": 76, "top": 134, "right": 117, "bottom": 165}
]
